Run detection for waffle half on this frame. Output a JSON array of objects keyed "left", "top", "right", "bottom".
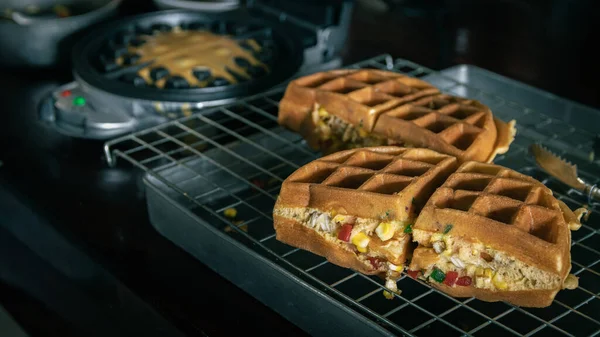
[
  {"left": 278, "top": 69, "right": 516, "bottom": 163},
  {"left": 273, "top": 146, "right": 585, "bottom": 307},
  {"left": 274, "top": 147, "right": 459, "bottom": 293},
  {"left": 408, "top": 161, "right": 584, "bottom": 307}
]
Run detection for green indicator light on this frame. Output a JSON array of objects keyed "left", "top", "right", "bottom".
[{"left": 73, "top": 96, "right": 86, "bottom": 106}]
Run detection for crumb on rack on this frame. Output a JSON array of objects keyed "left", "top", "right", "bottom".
[
  {"left": 224, "top": 220, "right": 248, "bottom": 233},
  {"left": 224, "top": 207, "right": 237, "bottom": 218}
]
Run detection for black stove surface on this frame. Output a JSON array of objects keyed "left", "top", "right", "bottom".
[
  {"left": 0, "top": 4, "right": 312, "bottom": 337},
  {"left": 0, "top": 0, "right": 359, "bottom": 334},
  {"left": 0, "top": 66, "right": 308, "bottom": 337}
]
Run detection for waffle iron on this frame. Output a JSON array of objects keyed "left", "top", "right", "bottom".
[{"left": 39, "top": 10, "right": 305, "bottom": 139}]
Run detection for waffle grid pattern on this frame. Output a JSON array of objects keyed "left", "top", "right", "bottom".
[
  {"left": 290, "top": 69, "right": 492, "bottom": 155},
  {"left": 105, "top": 55, "right": 600, "bottom": 336},
  {"left": 397, "top": 95, "right": 488, "bottom": 151},
  {"left": 433, "top": 162, "right": 563, "bottom": 244},
  {"left": 288, "top": 147, "right": 449, "bottom": 196}
]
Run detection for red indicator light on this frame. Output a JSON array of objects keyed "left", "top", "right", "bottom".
[{"left": 61, "top": 90, "right": 72, "bottom": 97}]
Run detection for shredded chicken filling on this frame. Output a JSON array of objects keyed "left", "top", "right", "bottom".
[
  {"left": 312, "top": 107, "right": 391, "bottom": 152},
  {"left": 413, "top": 230, "right": 562, "bottom": 291},
  {"left": 275, "top": 207, "right": 413, "bottom": 295}
]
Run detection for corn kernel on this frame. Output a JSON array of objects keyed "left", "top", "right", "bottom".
[
  {"left": 492, "top": 273, "right": 508, "bottom": 290},
  {"left": 351, "top": 232, "right": 370, "bottom": 253},
  {"left": 431, "top": 233, "right": 444, "bottom": 242},
  {"left": 383, "top": 290, "right": 394, "bottom": 299},
  {"left": 318, "top": 107, "right": 329, "bottom": 117},
  {"left": 358, "top": 128, "right": 368, "bottom": 138},
  {"left": 475, "top": 267, "right": 485, "bottom": 277},
  {"left": 466, "top": 265, "right": 476, "bottom": 276},
  {"left": 331, "top": 209, "right": 338, "bottom": 217},
  {"left": 332, "top": 214, "right": 345, "bottom": 224},
  {"left": 388, "top": 262, "right": 402, "bottom": 272},
  {"left": 484, "top": 268, "right": 493, "bottom": 278},
  {"left": 224, "top": 208, "right": 237, "bottom": 218},
  {"left": 375, "top": 222, "right": 395, "bottom": 241}
]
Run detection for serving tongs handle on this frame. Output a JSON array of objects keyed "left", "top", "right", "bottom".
[{"left": 585, "top": 184, "right": 600, "bottom": 205}]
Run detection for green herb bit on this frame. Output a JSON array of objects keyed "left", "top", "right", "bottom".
[
  {"left": 359, "top": 119, "right": 364, "bottom": 127},
  {"left": 443, "top": 224, "right": 453, "bottom": 234},
  {"left": 411, "top": 197, "right": 416, "bottom": 204},
  {"left": 403, "top": 223, "right": 413, "bottom": 234},
  {"left": 430, "top": 268, "right": 446, "bottom": 283}
]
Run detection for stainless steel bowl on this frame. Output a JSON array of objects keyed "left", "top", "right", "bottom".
[{"left": 0, "top": 0, "right": 121, "bottom": 67}]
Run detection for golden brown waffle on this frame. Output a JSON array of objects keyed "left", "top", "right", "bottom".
[
  {"left": 273, "top": 146, "right": 585, "bottom": 307},
  {"left": 276, "top": 146, "right": 459, "bottom": 224},
  {"left": 274, "top": 146, "right": 458, "bottom": 280},
  {"left": 408, "top": 161, "right": 584, "bottom": 307},
  {"left": 278, "top": 69, "right": 516, "bottom": 163}
]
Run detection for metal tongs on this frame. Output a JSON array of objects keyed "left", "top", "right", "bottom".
[{"left": 530, "top": 144, "right": 600, "bottom": 205}]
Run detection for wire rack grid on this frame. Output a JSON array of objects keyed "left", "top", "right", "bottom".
[{"left": 105, "top": 54, "right": 600, "bottom": 337}]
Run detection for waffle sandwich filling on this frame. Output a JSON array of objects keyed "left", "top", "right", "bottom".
[
  {"left": 312, "top": 106, "right": 392, "bottom": 154},
  {"left": 408, "top": 229, "right": 578, "bottom": 291},
  {"left": 274, "top": 206, "right": 413, "bottom": 295}
]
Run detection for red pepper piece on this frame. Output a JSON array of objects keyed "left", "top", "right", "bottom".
[
  {"left": 338, "top": 224, "right": 353, "bottom": 242},
  {"left": 456, "top": 276, "right": 472, "bottom": 286},
  {"left": 443, "top": 271, "right": 458, "bottom": 286},
  {"left": 406, "top": 270, "right": 419, "bottom": 279},
  {"left": 367, "top": 257, "right": 383, "bottom": 270}
]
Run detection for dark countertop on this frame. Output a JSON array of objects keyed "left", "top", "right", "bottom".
[
  {"left": 0, "top": 69, "right": 308, "bottom": 336},
  {"left": 1, "top": 1, "right": 599, "bottom": 336}
]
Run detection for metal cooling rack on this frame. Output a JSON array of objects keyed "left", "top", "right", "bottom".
[{"left": 105, "top": 54, "right": 600, "bottom": 337}]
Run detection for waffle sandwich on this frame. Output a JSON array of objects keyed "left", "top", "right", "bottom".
[
  {"left": 273, "top": 146, "right": 586, "bottom": 307},
  {"left": 278, "top": 69, "right": 516, "bottom": 163},
  {"left": 408, "top": 160, "right": 584, "bottom": 307},
  {"left": 273, "top": 146, "right": 459, "bottom": 295}
]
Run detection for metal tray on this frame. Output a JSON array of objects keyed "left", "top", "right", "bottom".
[{"left": 105, "top": 55, "right": 600, "bottom": 336}]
